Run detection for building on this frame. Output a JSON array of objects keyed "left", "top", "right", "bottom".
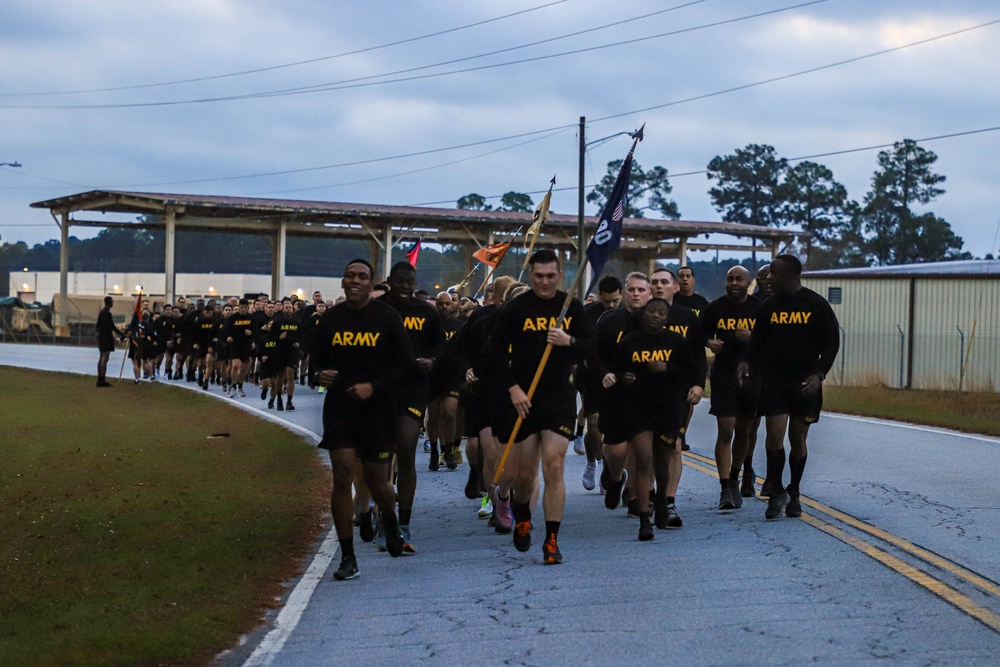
[{"left": 802, "top": 260, "right": 1000, "bottom": 392}]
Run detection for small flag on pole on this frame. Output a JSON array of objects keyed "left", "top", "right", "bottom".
[
  {"left": 129, "top": 289, "right": 143, "bottom": 334},
  {"left": 524, "top": 177, "right": 555, "bottom": 248},
  {"left": 584, "top": 155, "right": 632, "bottom": 296},
  {"left": 405, "top": 239, "right": 422, "bottom": 267},
  {"left": 472, "top": 241, "right": 511, "bottom": 267}
]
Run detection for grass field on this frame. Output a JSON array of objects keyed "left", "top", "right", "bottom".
[
  {"left": 0, "top": 367, "right": 329, "bottom": 667},
  {"left": 823, "top": 384, "right": 1000, "bottom": 437}
]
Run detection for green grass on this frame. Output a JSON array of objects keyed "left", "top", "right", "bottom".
[
  {"left": 823, "top": 384, "right": 1000, "bottom": 437},
  {"left": 0, "top": 367, "right": 329, "bottom": 667}
]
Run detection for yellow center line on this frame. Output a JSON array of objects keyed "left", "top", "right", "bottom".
[
  {"left": 681, "top": 453, "right": 1000, "bottom": 634},
  {"left": 683, "top": 451, "right": 1000, "bottom": 598}
]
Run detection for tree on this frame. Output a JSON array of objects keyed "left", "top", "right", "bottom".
[
  {"left": 587, "top": 160, "right": 680, "bottom": 219},
  {"left": 497, "top": 191, "right": 534, "bottom": 212},
  {"left": 778, "top": 161, "right": 851, "bottom": 267},
  {"left": 456, "top": 193, "right": 492, "bottom": 211},
  {"left": 707, "top": 144, "right": 787, "bottom": 227},
  {"left": 859, "top": 139, "right": 963, "bottom": 265}
]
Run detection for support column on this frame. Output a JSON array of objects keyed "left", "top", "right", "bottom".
[
  {"left": 383, "top": 225, "right": 393, "bottom": 281},
  {"left": 271, "top": 221, "right": 287, "bottom": 299},
  {"left": 464, "top": 245, "right": 474, "bottom": 296},
  {"left": 57, "top": 213, "right": 70, "bottom": 336},
  {"left": 164, "top": 208, "right": 176, "bottom": 304},
  {"left": 771, "top": 240, "right": 780, "bottom": 259},
  {"left": 678, "top": 236, "right": 689, "bottom": 268}
]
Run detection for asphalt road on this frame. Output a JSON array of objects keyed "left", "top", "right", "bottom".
[{"left": 3, "top": 343, "right": 999, "bottom": 666}]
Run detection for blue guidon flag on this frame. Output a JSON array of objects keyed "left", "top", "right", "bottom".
[{"left": 585, "top": 153, "right": 633, "bottom": 297}]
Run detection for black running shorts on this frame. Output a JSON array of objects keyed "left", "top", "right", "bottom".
[
  {"left": 319, "top": 393, "right": 397, "bottom": 463},
  {"left": 394, "top": 378, "right": 430, "bottom": 423},
  {"left": 709, "top": 365, "right": 761, "bottom": 419},
  {"left": 758, "top": 369, "right": 823, "bottom": 423},
  {"left": 493, "top": 391, "right": 576, "bottom": 443}
]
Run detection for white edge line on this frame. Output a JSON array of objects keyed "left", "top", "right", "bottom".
[{"left": 826, "top": 412, "right": 1000, "bottom": 444}]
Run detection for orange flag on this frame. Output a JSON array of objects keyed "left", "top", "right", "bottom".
[{"left": 472, "top": 241, "right": 510, "bottom": 267}]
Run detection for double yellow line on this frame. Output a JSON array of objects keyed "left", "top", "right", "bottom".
[{"left": 682, "top": 450, "right": 1000, "bottom": 634}]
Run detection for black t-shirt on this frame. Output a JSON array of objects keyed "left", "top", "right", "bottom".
[
  {"left": 225, "top": 312, "right": 256, "bottom": 350},
  {"left": 591, "top": 306, "right": 644, "bottom": 378},
  {"left": 700, "top": 295, "right": 762, "bottom": 373},
  {"left": 310, "top": 299, "right": 414, "bottom": 397},
  {"left": 611, "top": 327, "right": 697, "bottom": 426},
  {"left": 491, "top": 290, "right": 595, "bottom": 397},
  {"left": 584, "top": 300, "right": 616, "bottom": 326},
  {"left": 674, "top": 292, "right": 709, "bottom": 318},
  {"left": 378, "top": 293, "right": 446, "bottom": 362},
  {"left": 742, "top": 287, "right": 840, "bottom": 380}
]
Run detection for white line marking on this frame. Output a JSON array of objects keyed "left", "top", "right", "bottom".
[{"left": 827, "top": 412, "right": 1000, "bottom": 444}]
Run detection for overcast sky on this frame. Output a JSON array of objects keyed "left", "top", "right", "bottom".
[{"left": 1, "top": 0, "right": 998, "bottom": 260}]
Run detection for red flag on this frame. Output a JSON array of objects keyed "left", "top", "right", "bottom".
[
  {"left": 129, "top": 289, "right": 143, "bottom": 334},
  {"left": 406, "top": 240, "right": 422, "bottom": 267},
  {"left": 472, "top": 241, "right": 510, "bottom": 268}
]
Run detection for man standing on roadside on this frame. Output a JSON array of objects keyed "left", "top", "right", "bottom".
[
  {"left": 95, "top": 296, "right": 125, "bottom": 387},
  {"left": 738, "top": 255, "right": 839, "bottom": 520}
]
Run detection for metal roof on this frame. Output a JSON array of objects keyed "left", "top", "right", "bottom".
[
  {"left": 804, "top": 259, "right": 1000, "bottom": 279},
  {"left": 30, "top": 190, "right": 799, "bottom": 250}
]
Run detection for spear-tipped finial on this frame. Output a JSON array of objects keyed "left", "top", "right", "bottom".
[
  {"left": 550, "top": 175, "right": 557, "bottom": 186},
  {"left": 630, "top": 123, "right": 645, "bottom": 142}
]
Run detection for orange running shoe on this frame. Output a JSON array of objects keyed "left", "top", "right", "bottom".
[
  {"left": 542, "top": 533, "right": 563, "bottom": 565},
  {"left": 513, "top": 520, "right": 532, "bottom": 552}
]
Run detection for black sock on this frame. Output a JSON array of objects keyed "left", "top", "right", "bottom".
[
  {"left": 667, "top": 496, "right": 675, "bottom": 505},
  {"left": 576, "top": 423, "right": 585, "bottom": 438},
  {"left": 787, "top": 454, "right": 807, "bottom": 495},
  {"left": 398, "top": 507, "right": 412, "bottom": 526},
  {"left": 512, "top": 501, "right": 531, "bottom": 523},
  {"left": 766, "top": 447, "right": 786, "bottom": 492},
  {"left": 338, "top": 537, "right": 355, "bottom": 559},
  {"left": 545, "top": 520, "right": 560, "bottom": 537}
]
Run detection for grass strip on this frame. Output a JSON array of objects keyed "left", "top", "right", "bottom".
[
  {"left": 0, "top": 366, "right": 328, "bottom": 667},
  {"left": 823, "top": 384, "right": 1000, "bottom": 437}
]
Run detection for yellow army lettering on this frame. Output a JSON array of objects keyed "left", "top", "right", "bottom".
[
  {"left": 715, "top": 318, "right": 756, "bottom": 330},
  {"left": 668, "top": 324, "right": 689, "bottom": 337},
  {"left": 770, "top": 311, "right": 813, "bottom": 325},
  {"left": 234, "top": 318, "right": 253, "bottom": 327},
  {"left": 331, "top": 331, "right": 382, "bottom": 346},
  {"left": 403, "top": 316, "right": 426, "bottom": 330},
  {"left": 522, "top": 316, "right": 573, "bottom": 332},
  {"left": 631, "top": 349, "right": 673, "bottom": 363}
]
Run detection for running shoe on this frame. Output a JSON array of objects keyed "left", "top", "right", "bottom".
[
  {"left": 719, "top": 484, "right": 736, "bottom": 511},
  {"left": 317, "top": 386, "right": 326, "bottom": 394},
  {"left": 494, "top": 496, "right": 513, "bottom": 533},
  {"left": 599, "top": 462, "right": 611, "bottom": 495},
  {"left": 731, "top": 481, "right": 743, "bottom": 509},
  {"left": 765, "top": 490, "right": 789, "bottom": 520},
  {"left": 401, "top": 525, "right": 415, "bottom": 555},
  {"left": 653, "top": 497, "right": 668, "bottom": 528},
  {"left": 276, "top": 396, "right": 284, "bottom": 411},
  {"left": 664, "top": 502, "right": 683, "bottom": 529},
  {"left": 760, "top": 480, "right": 774, "bottom": 498},
  {"left": 464, "top": 469, "right": 480, "bottom": 500},
  {"left": 332, "top": 554, "right": 359, "bottom": 581},
  {"left": 513, "top": 520, "right": 532, "bottom": 552},
  {"left": 423, "top": 439, "right": 432, "bottom": 454},
  {"left": 605, "top": 470, "right": 628, "bottom": 511},
  {"left": 382, "top": 512, "right": 405, "bottom": 557},
  {"left": 477, "top": 495, "right": 493, "bottom": 519},
  {"left": 542, "top": 533, "right": 563, "bottom": 564},
  {"left": 638, "top": 515, "right": 654, "bottom": 542},
  {"left": 785, "top": 493, "right": 802, "bottom": 518},
  {"left": 267, "top": 398, "right": 274, "bottom": 410},
  {"left": 428, "top": 445, "right": 440, "bottom": 472},
  {"left": 740, "top": 469, "right": 756, "bottom": 498},
  {"left": 453, "top": 446, "right": 463, "bottom": 465},
  {"left": 238, "top": 388, "right": 246, "bottom": 398},
  {"left": 358, "top": 511, "right": 375, "bottom": 543},
  {"left": 374, "top": 517, "right": 387, "bottom": 552},
  {"left": 260, "top": 387, "right": 267, "bottom": 400},
  {"left": 572, "top": 436, "right": 586, "bottom": 456},
  {"left": 443, "top": 447, "right": 457, "bottom": 471},
  {"left": 286, "top": 399, "right": 295, "bottom": 411},
  {"left": 582, "top": 462, "right": 597, "bottom": 491}
]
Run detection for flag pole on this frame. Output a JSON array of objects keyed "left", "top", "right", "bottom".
[
  {"left": 116, "top": 337, "right": 130, "bottom": 383},
  {"left": 492, "top": 129, "right": 642, "bottom": 487},
  {"left": 517, "top": 177, "right": 556, "bottom": 281}
]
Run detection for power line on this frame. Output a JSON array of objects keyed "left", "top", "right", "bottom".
[
  {"left": 0, "top": 0, "right": 828, "bottom": 110},
  {"left": 1, "top": 0, "right": 572, "bottom": 97}
]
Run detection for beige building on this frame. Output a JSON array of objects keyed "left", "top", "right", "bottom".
[{"left": 802, "top": 260, "right": 1000, "bottom": 392}]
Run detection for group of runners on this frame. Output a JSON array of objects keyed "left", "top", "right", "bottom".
[{"left": 95, "top": 250, "right": 840, "bottom": 581}]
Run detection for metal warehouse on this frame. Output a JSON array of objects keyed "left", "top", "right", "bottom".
[{"left": 802, "top": 260, "right": 1000, "bottom": 392}]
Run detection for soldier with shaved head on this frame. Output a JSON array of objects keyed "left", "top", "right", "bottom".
[{"left": 701, "top": 265, "right": 762, "bottom": 511}]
